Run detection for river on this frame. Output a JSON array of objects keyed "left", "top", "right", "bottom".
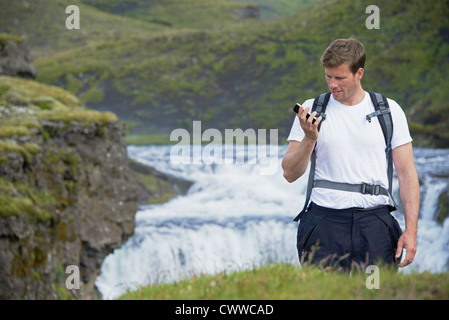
[{"left": 95, "top": 145, "right": 449, "bottom": 299}]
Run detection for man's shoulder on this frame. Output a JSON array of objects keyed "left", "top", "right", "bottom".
[
  {"left": 383, "top": 97, "right": 405, "bottom": 115},
  {"left": 365, "top": 92, "right": 400, "bottom": 107},
  {"left": 385, "top": 97, "right": 400, "bottom": 107},
  {"left": 374, "top": 95, "right": 408, "bottom": 129}
]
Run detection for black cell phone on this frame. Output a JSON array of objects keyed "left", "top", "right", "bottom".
[
  {"left": 293, "top": 103, "right": 316, "bottom": 123},
  {"left": 293, "top": 103, "right": 301, "bottom": 114}
]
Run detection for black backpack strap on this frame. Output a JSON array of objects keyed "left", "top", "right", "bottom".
[
  {"left": 367, "top": 92, "right": 396, "bottom": 210},
  {"left": 313, "top": 92, "right": 330, "bottom": 129},
  {"left": 293, "top": 92, "right": 330, "bottom": 222}
]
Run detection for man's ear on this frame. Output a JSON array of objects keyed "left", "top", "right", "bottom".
[{"left": 356, "top": 67, "right": 364, "bottom": 80}]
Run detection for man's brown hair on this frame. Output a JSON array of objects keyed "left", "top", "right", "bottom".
[{"left": 320, "top": 37, "right": 366, "bottom": 74}]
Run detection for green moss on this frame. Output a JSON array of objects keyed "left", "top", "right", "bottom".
[
  {"left": 40, "top": 108, "right": 117, "bottom": 124},
  {"left": 146, "top": 192, "right": 176, "bottom": 205},
  {"left": 0, "top": 195, "right": 21, "bottom": 217},
  {"left": 33, "top": 270, "right": 41, "bottom": 280},
  {"left": 437, "top": 192, "right": 449, "bottom": 225},
  {"left": 125, "top": 133, "right": 174, "bottom": 146},
  {"left": 0, "top": 75, "right": 81, "bottom": 108},
  {"left": 0, "top": 194, "right": 46, "bottom": 220},
  {"left": 44, "top": 149, "right": 79, "bottom": 178},
  {"left": 0, "top": 126, "right": 32, "bottom": 138},
  {"left": 53, "top": 283, "right": 75, "bottom": 300},
  {"left": 0, "top": 178, "right": 53, "bottom": 221},
  {"left": 23, "top": 143, "right": 41, "bottom": 155},
  {"left": 55, "top": 222, "right": 68, "bottom": 241},
  {"left": 0, "top": 33, "right": 22, "bottom": 48},
  {"left": 65, "top": 74, "right": 84, "bottom": 94},
  {"left": 16, "top": 182, "right": 56, "bottom": 209},
  {"left": 78, "top": 86, "right": 104, "bottom": 104},
  {"left": 0, "top": 141, "right": 40, "bottom": 164},
  {"left": 0, "top": 117, "right": 42, "bottom": 131},
  {"left": 35, "top": 97, "right": 60, "bottom": 110},
  {"left": 0, "top": 140, "right": 33, "bottom": 164}
]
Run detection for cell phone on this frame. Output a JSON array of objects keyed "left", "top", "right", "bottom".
[{"left": 293, "top": 103, "right": 316, "bottom": 123}]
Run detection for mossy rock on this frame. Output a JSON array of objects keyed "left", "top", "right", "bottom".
[{"left": 437, "top": 187, "right": 449, "bottom": 225}]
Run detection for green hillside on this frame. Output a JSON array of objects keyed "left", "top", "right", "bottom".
[
  {"left": 80, "top": 0, "right": 315, "bottom": 22},
  {"left": 79, "top": 0, "right": 261, "bottom": 29},
  {"left": 2, "top": 0, "right": 448, "bottom": 147},
  {"left": 0, "top": 0, "right": 169, "bottom": 58}
]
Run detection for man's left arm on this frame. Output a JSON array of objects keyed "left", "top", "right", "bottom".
[{"left": 392, "top": 142, "right": 420, "bottom": 268}]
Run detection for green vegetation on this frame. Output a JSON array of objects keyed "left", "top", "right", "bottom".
[
  {"left": 437, "top": 191, "right": 449, "bottom": 225},
  {"left": 0, "top": 75, "right": 117, "bottom": 126},
  {"left": 234, "top": 0, "right": 316, "bottom": 20},
  {"left": 11, "top": 0, "right": 443, "bottom": 147},
  {"left": 128, "top": 158, "right": 178, "bottom": 204},
  {"left": 125, "top": 133, "right": 175, "bottom": 146},
  {"left": 0, "top": 75, "right": 118, "bottom": 221},
  {"left": 0, "top": 140, "right": 40, "bottom": 164},
  {"left": 119, "top": 263, "right": 449, "bottom": 300},
  {"left": 0, "top": 33, "right": 22, "bottom": 47},
  {"left": 81, "top": 0, "right": 260, "bottom": 30},
  {"left": 1, "top": 0, "right": 448, "bottom": 299},
  {"left": 0, "top": 0, "right": 169, "bottom": 58},
  {"left": 0, "top": 177, "right": 53, "bottom": 221}
]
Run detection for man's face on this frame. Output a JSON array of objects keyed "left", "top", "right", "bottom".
[{"left": 324, "top": 63, "right": 363, "bottom": 105}]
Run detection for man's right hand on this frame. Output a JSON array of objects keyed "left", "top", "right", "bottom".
[{"left": 296, "top": 105, "right": 322, "bottom": 141}]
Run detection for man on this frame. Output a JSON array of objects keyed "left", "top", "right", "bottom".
[{"left": 282, "top": 38, "right": 419, "bottom": 271}]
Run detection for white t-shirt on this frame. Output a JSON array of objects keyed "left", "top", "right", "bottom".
[{"left": 287, "top": 91, "right": 412, "bottom": 209}]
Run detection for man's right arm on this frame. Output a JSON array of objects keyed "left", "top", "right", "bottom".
[
  {"left": 282, "top": 106, "right": 322, "bottom": 183},
  {"left": 282, "top": 138, "right": 316, "bottom": 182}
]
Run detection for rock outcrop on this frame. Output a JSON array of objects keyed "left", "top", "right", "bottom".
[
  {"left": 235, "top": 5, "right": 260, "bottom": 19},
  {"left": 0, "top": 35, "right": 36, "bottom": 79},
  {"left": 0, "top": 75, "right": 189, "bottom": 299}
]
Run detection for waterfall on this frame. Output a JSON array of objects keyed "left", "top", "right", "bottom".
[{"left": 95, "top": 145, "right": 449, "bottom": 299}]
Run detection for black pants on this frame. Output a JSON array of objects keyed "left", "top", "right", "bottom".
[{"left": 296, "top": 202, "right": 403, "bottom": 272}]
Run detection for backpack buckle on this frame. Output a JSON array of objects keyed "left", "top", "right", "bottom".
[{"left": 362, "top": 184, "right": 381, "bottom": 195}]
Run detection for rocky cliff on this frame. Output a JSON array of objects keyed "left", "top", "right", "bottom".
[
  {"left": 0, "top": 72, "right": 189, "bottom": 299},
  {"left": 0, "top": 34, "right": 36, "bottom": 79}
]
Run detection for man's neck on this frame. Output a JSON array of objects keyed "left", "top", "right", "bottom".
[{"left": 340, "top": 88, "right": 365, "bottom": 106}]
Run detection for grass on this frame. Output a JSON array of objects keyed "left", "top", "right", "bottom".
[
  {"left": 0, "top": 75, "right": 117, "bottom": 125},
  {"left": 118, "top": 262, "right": 449, "bottom": 300},
  {"left": 0, "top": 177, "right": 52, "bottom": 221},
  {"left": 0, "top": 0, "right": 170, "bottom": 58},
  {"left": 82, "top": 0, "right": 261, "bottom": 30},
  {"left": 0, "top": 75, "right": 80, "bottom": 108},
  {"left": 125, "top": 133, "right": 174, "bottom": 146},
  {"left": 234, "top": 0, "right": 316, "bottom": 20},
  {"left": 0, "top": 140, "right": 39, "bottom": 164}
]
